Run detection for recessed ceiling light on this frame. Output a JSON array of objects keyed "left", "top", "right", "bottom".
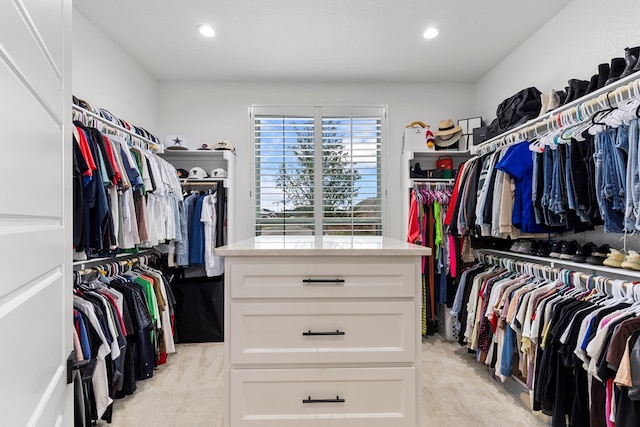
[
  {"left": 197, "top": 24, "right": 215, "bottom": 38},
  {"left": 423, "top": 27, "right": 441, "bottom": 40}
]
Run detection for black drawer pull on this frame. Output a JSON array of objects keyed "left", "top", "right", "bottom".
[
  {"left": 302, "top": 278, "right": 345, "bottom": 284},
  {"left": 303, "top": 395, "right": 345, "bottom": 404},
  {"left": 303, "top": 330, "right": 346, "bottom": 336}
]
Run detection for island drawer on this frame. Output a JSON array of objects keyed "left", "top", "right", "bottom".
[{"left": 228, "top": 258, "right": 418, "bottom": 299}]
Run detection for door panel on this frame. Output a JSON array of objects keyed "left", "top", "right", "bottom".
[
  {"left": 0, "top": 57, "right": 63, "bottom": 218},
  {"left": 21, "top": 0, "right": 64, "bottom": 76},
  {"left": 0, "top": 271, "right": 64, "bottom": 426},
  {"left": 0, "top": 227, "right": 63, "bottom": 300},
  {"left": 0, "top": 0, "right": 63, "bottom": 118},
  {"left": 0, "top": 0, "right": 72, "bottom": 425}
]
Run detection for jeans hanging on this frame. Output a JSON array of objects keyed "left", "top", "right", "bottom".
[
  {"left": 626, "top": 119, "right": 640, "bottom": 231},
  {"left": 595, "top": 130, "right": 625, "bottom": 233}
]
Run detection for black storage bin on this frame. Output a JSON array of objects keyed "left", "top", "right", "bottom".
[{"left": 172, "top": 275, "right": 224, "bottom": 343}]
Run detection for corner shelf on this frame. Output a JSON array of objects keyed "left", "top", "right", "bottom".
[
  {"left": 160, "top": 149, "right": 236, "bottom": 243},
  {"left": 401, "top": 149, "right": 471, "bottom": 240}
]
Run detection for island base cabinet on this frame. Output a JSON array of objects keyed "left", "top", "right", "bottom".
[{"left": 229, "top": 367, "right": 416, "bottom": 427}]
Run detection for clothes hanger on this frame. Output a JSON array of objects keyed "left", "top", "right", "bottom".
[
  {"left": 528, "top": 123, "right": 546, "bottom": 153},
  {"left": 588, "top": 91, "right": 616, "bottom": 134}
]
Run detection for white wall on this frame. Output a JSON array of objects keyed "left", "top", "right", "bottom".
[
  {"left": 72, "top": 9, "right": 158, "bottom": 130},
  {"left": 476, "top": 0, "right": 640, "bottom": 123},
  {"left": 157, "top": 81, "right": 476, "bottom": 241},
  {"left": 476, "top": 0, "right": 640, "bottom": 252}
]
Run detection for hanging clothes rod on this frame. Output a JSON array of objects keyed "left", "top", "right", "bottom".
[
  {"left": 477, "top": 252, "right": 633, "bottom": 290},
  {"left": 474, "top": 73, "right": 640, "bottom": 156},
  {"left": 72, "top": 249, "right": 158, "bottom": 271},
  {"left": 72, "top": 104, "right": 160, "bottom": 152},
  {"left": 411, "top": 178, "right": 455, "bottom": 184},
  {"left": 179, "top": 179, "right": 223, "bottom": 185}
]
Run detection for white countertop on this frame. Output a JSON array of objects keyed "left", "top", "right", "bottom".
[{"left": 215, "top": 235, "right": 431, "bottom": 257}]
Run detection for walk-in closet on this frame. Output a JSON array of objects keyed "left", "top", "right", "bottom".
[{"left": 3, "top": 0, "right": 640, "bottom": 426}]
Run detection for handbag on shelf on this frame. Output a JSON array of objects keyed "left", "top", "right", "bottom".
[
  {"left": 435, "top": 156, "right": 453, "bottom": 170},
  {"left": 435, "top": 156, "right": 453, "bottom": 179},
  {"left": 403, "top": 121, "right": 436, "bottom": 152},
  {"left": 495, "top": 86, "right": 542, "bottom": 134}
]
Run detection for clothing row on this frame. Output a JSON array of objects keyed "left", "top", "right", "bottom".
[
  {"left": 451, "top": 257, "right": 640, "bottom": 427},
  {"left": 73, "top": 121, "right": 184, "bottom": 260},
  {"left": 73, "top": 262, "right": 176, "bottom": 426},
  {"left": 408, "top": 183, "right": 472, "bottom": 334},
  {"left": 446, "top": 118, "right": 640, "bottom": 238},
  {"left": 170, "top": 188, "right": 226, "bottom": 276}
]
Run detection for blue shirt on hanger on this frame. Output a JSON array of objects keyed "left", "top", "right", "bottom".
[{"left": 496, "top": 141, "right": 547, "bottom": 233}]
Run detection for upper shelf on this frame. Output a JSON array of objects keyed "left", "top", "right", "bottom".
[
  {"left": 159, "top": 149, "right": 235, "bottom": 160},
  {"left": 472, "top": 72, "right": 640, "bottom": 156},
  {"left": 404, "top": 150, "right": 471, "bottom": 158}
]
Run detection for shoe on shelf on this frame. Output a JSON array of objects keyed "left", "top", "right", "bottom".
[
  {"left": 621, "top": 250, "right": 640, "bottom": 271},
  {"left": 549, "top": 241, "right": 564, "bottom": 258},
  {"left": 596, "top": 63, "right": 611, "bottom": 89},
  {"left": 559, "top": 240, "right": 579, "bottom": 260},
  {"left": 412, "top": 163, "right": 428, "bottom": 178},
  {"left": 604, "top": 57, "right": 626, "bottom": 86},
  {"left": 510, "top": 240, "right": 522, "bottom": 253},
  {"left": 564, "top": 79, "right": 590, "bottom": 104},
  {"left": 621, "top": 46, "right": 640, "bottom": 79},
  {"left": 572, "top": 242, "right": 598, "bottom": 263},
  {"left": 536, "top": 240, "right": 552, "bottom": 257},
  {"left": 516, "top": 240, "right": 533, "bottom": 254},
  {"left": 585, "top": 244, "right": 610, "bottom": 265},
  {"left": 603, "top": 249, "right": 625, "bottom": 268},
  {"left": 585, "top": 74, "right": 599, "bottom": 95},
  {"left": 528, "top": 240, "right": 540, "bottom": 256}
]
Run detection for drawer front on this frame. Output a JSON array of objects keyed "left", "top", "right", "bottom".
[
  {"left": 230, "top": 367, "right": 415, "bottom": 427},
  {"left": 229, "top": 259, "right": 417, "bottom": 299},
  {"left": 230, "top": 301, "right": 415, "bottom": 364}
]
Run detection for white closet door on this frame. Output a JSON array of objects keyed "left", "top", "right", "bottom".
[{"left": 0, "top": 0, "right": 73, "bottom": 426}]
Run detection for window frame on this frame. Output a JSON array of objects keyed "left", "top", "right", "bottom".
[{"left": 250, "top": 105, "right": 387, "bottom": 237}]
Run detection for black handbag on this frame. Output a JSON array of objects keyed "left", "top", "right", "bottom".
[{"left": 495, "top": 87, "right": 542, "bottom": 134}]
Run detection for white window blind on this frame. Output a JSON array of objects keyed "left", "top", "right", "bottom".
[{"left": 252, "top": 106, "right": 384, "bottom": 236}]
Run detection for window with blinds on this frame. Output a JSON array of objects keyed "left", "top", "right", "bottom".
[{"left": 252, "top": 106, "right": 384, "bottom": 236}]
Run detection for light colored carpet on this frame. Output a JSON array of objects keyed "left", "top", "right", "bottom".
[{"left": 99, "top": 336, "right": 550, "bottom": 427}]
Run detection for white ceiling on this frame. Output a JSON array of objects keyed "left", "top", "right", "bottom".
[{"left": 74, "top": 0, "right": 572, "bottom": 83}]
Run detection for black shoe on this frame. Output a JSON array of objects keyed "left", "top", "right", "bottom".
[
  {"left": 536, "top": 240, "right": 552, "bottom": 257},
  {"left": 621, "top": 46, "right": 640, "bottom": 78},
  {"left": 549, "top": 241, "right": 563, "bottom": 258},
  {"left": 572, "top": 242, "right": 597, "bottom": 263},
  {"left": 565, "top": 79, "right": 590, "bottom": 104},
  {"left": 412, "top": 163, "right": 427, "bottom": 178},
  {"left": 556, "top": 90, "right": 567, "bottom": 106},
  {"left": 585, "top": 244, "right": 610, "bottom": 265},
  {"left": 605, "top": 58, "right": 626, "bottom": 86},
  {"left": 597, "top": 63, "right": 611, "bottom": 89},
  {"left": 559, "top": 240, "right": 579, "bottom": 260},
  {"left": 528, "top": 240, "right": 540, "bottom": 256},
  {"left": 585, "top": 74, "right": 599, "bottom": 94}
]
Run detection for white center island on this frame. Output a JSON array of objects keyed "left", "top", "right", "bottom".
[{"left": 215, "top": 236, "right": 431, "bottom": 427}]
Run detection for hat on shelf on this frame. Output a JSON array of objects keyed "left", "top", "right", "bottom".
[
  {"left": 176, "top": 168, "right": 190, "bottom": 179},
  {"left": 210, "top": 168, "right": 227, "bottom": 178},
  {"left": 214, "top": 139, "right": 235, "bottom": 152},
  {"left": 165, "top": 134, "right": 189, "bottom": 150},
  {"left": 197, "top": 142, "right": 214, "bottom": 150},
  {"left": 434, "top": 119, "right": 463, "bottom": 148},
  {"left": 188, "top": 167, "right": 208, "bottom": 179}
]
